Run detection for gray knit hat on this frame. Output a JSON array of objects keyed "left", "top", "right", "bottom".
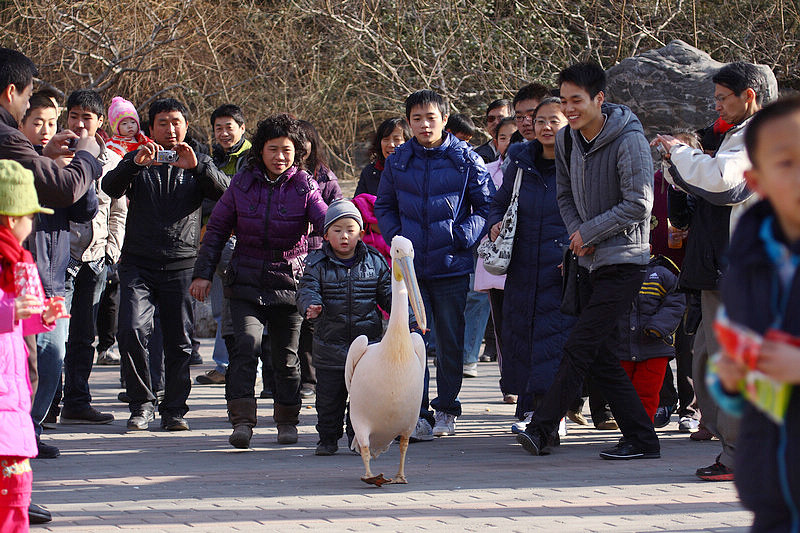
[{"left": 324, "top": 200, "right": 363, "bottom": 233}]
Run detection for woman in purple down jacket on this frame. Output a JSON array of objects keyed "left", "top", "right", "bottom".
[{"left": 190, "top": 114, "right": 328, "bottom": 449}]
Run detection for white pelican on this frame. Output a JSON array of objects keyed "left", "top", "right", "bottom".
[{"left": 345, "top": 235, "right": 427, "bottom": 486}]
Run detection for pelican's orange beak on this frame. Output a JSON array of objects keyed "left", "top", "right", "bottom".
[{"left": 396, "top": 255, "right": 426, "bottom": 333}]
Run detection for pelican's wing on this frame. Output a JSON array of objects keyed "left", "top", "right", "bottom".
[
  {"left": 344, "top": 335, "right": 369, "bottom": 392},
  {"left": 411, "top": 331, "right": 426, "bottom": 370}
]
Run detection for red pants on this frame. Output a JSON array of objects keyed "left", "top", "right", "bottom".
[
  {"left": 0, "top": 456, "right": 32, "bottom": 533},
  {"left": 620, "top": 358, "right": 670, "bottom": 422}
]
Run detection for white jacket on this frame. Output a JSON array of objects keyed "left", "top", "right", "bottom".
[{"left": 664, "top": 115, "right": 758, "bottom": 234}]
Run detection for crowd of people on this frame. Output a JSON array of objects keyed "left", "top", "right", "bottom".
[{"left": 1, "top": 45, "right": 798, "bottom": 532}]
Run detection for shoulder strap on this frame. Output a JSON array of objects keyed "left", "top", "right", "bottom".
[
  {"left": 512, "top": 167, "right": 523, "bottom": 196},
  {"left": 563, "top": 125, "right": 572, "bottom": 174}
]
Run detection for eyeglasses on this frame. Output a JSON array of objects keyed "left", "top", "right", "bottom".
[
  {"left": 713, "top": 91, "right": 736, "bottom": 103},
  {"left": 534, "top": 119, "right": 564, "bottom": 127},
  {"left": 514, "top": 112, "right": 536, "bottom": 123}
]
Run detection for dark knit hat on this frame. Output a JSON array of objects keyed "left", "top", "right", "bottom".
[{"left": 323, "top": 200, "right": 363, "bottom": 233}]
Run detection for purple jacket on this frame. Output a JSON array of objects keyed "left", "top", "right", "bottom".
[{"left": 194, "top": 165, "right": 328, "bottom": 306}]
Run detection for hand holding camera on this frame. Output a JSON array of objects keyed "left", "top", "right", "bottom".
[{"left": 43, "top": 129, "right": 100, "bottom": 159}]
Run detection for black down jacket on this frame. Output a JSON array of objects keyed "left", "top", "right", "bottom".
[{"left": 296, "top": 241, "right": 391, "bottom": 370}]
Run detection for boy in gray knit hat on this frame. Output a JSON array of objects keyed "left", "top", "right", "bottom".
[{"left": 297, "top": 200, "right": 392, "bottom": 455}]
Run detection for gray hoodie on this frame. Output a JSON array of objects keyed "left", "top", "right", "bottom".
[{"left": 555, "top": 103, "right": 653, "bottom": 271}]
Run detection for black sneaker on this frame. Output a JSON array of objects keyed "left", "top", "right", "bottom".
[
  {"left": 599, "top": 441, "right": 660, "bottom": 460},
  {"left": 118, "top": 391, "right": 131, "bottom": 404},
  {"left": 260, "top": 388, "right": 273, "bottom": 399},
  {"left": 28, "top": 502, "right": 52, "bottom": 524},
  {"left": 653, "top": 405, "right": 676, "bottom": 428},
  {"left": 696, "top": 461, "right": 734, "bottom": 481},
  {"left": 127, "top": 410, "right": 155, "bottom": 430},
  {"left": 189, "top": 351, "right": 203, "bottom": 366},
  {"left": 315, "top": 441, "right": 338, "bottom": 456},
  {"left": 36, "top": 438, "right": 60, "bottom": 459},
  {"left": 516, "top": 430, "right": 550, "bottom": 456},
  {"left": 60, "top": 406, "right": 114, "bottom": 425},
  {"left": 161, "top": 415, "right": 189, "bottom": 431}
]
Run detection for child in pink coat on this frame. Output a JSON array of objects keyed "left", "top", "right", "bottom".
[{"left": 0, "top": 160, "right": 69, "bottom": 531}]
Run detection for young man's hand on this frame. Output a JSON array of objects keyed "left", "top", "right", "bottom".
[
  {"left": 189, "top": 278, "right": 212, "bottom": 302},
  {"left": 306, "top": 305, "right": 322, "bottom": 319},
  {"left": 757, "top": 340, "right": 800, "bottom": 384},
  {"left": 171, "top": 142, "right": 198, "bottom": 170},
  {"left": 569, "top": 230, "right": 594, "bottom": 256},
  {"left": 14, "top": 294, "right": 43, "bottom": 321},
  {"left": 42, "top": 296, "right": 70, "bottom": 324}
]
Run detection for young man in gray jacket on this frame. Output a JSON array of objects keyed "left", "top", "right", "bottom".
[{"left": 517, "top": 62, "right": 660, "bottom": 459}]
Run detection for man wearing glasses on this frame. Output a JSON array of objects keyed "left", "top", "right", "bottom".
[
  {"left": 475, "top": 99, "right": 513, "bottom": 164},
  {"left": 513, "top": 83, "right": 550, "bottom": 142},
  {"left": 651, "top": 62, "right": 770, "bottom": 482}
]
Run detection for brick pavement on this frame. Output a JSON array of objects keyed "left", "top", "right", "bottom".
[{"left": 31, "top": 340, "right": 752, "bottom": 532}]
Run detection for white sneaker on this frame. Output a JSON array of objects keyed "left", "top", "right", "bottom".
[
  {"left": 432, "top": 412, "right": 456, "bottom": 436},
  {"left": 409, "top": 417, "right": 434, "bottom": 442},
  {"left": 511, "top": 412, "right": 533, "bottom": 434},
  {"left": 678, "top": 416, "right": 700, "bottom": 433},
  {"left": 463, "top": 363, "right": 478, "bottom": 378},
  {"left": 558, "top": 417, "right": 567, "bottom": 437}
]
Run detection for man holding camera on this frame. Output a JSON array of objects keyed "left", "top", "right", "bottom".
[{"left": 103, "top": 98, "right": 229, "bottom": 432}]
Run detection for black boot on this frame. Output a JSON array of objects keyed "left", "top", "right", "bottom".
[
  {"left": 227, "top": 398, "right": 257, "bottom": 449},
  {"left": 273, "top": 403, "right": 301, "bottom": 444}
]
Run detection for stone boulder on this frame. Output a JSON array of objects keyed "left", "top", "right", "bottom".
[{"left": 605, "top": 40, "right": 779, "bottom": 139}]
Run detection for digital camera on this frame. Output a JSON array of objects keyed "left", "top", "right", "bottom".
[{"left": 156, "top": 150, "right": 179, "bottom": 163}]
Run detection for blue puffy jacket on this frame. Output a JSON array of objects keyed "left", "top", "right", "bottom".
[{"left": 374, "top": 133, "right": 494, "bottom": 280}]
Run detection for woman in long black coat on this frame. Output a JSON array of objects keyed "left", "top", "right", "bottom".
[{"left": 487, "top": 98, "right": 576, "bottom": 424}]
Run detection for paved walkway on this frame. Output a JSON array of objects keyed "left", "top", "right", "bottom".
[{"left": 32, "top": 340, "right": 751, "bottom": 532}]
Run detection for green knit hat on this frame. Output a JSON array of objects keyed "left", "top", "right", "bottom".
[{"left": 0, "top": 159, "right": 54, "bottom": 216}]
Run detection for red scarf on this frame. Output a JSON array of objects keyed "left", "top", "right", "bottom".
[{"left": 0, "top": 224, "right": 34, "bottom": 294}]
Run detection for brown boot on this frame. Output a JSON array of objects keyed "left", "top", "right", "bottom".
[
  {"left": 227, "top": 398, "right": 257, "bottom": 449},
  {"left": 273, "top": 402, "right": 301, "bottom": 444}
]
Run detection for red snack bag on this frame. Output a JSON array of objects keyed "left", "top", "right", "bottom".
[
  {"left": 14, "top": 262, "right": 45, "bottom": 306},
  {"left": 764, "top": 328, "right": 800, "bottom": 348},
  {"left": 714, "top": 314, "right": 762, "bottom": 370}
]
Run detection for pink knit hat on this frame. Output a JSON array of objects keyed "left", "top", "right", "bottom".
[{"left": 108, "top": 96, "right": 140, "bottom": 136}]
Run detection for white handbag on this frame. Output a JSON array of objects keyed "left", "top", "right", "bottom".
[{"left": 477, "top": 168, "right": 522, "bottom": 275}]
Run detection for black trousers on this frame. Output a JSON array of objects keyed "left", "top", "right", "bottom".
[
  {"left": 658, "top": 320, "right": 697, "bottom": 417},
  {"left": 226, "top": 299, "right": 301, "bottom": 406},
  {"left": 118, "top": 264, "right": 193, "bottom": 417},
  {"left": 528, "top": 263, "right": 659, "bottom": 452},
  {"left": 315, "top": 367, "right": 353, "bottom": 443},
  {"left": 96, "top": 264, "right": 119, "bottom": 353}
]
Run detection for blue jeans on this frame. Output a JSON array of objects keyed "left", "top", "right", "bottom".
[
  {"left": 210, "top": 273, "right": 228, "bottom": 372},
  {"left": 420, "top": 274, "right": 470, "bottom": 418},
  {"left": 63, "top": 264, "right": 107, "bottom": 411},
  {"left": 463, "top": 273, "right": 491, "bottom": 365},
  {"left": 31, "top": 317, "right": 69, "bottom": 436}
]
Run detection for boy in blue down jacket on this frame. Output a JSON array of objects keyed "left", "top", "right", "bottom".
[
  {"left": 297, "top": 200, "right": 392, "bottom": 456},
  {"left": 713, "top": 96, "right": 800, "bottom": 533},
  {"left": 375, "top": 90, "right": 494, "bottom": 439},
  {"left": 616, "top": 255, "right": 686, "bottom": 422}
]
